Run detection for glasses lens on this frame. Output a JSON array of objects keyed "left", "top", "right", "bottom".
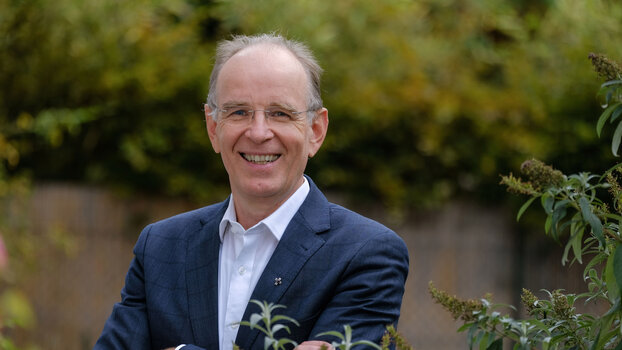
[
  {"left": 221, "top": 108, "right": 251, "bottom": 120},
  {"left": 265, "top": 108, "right": 294, "bottom": 119}
]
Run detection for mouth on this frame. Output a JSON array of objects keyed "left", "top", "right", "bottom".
[{"left": 241, "top": 153, "right": 281, "bottom": 165}]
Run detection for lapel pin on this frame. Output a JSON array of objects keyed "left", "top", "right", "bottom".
[{"left": 274, "top": 277, "right": 282, "bottom": 286}]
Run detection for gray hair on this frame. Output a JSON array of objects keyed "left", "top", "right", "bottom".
[{"left": 206, "top": 33, "right": 323, "bottom": 121}]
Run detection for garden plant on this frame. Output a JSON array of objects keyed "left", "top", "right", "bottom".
[
  {"left": 430, "top": 53, "right": 622, "bottom": 350},
  {"left": 234, "top": 300, "right": 412, "bottom": 350}
]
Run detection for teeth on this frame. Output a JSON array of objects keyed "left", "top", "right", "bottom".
[{"left": 242, "top": 153, "right": 280, "bottom": 164}]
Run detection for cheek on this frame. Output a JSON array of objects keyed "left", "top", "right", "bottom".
[{"left": 216, "top": 126, "right": 239, "bottom": 148}]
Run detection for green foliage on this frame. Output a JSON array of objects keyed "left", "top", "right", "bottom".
[
  {"left": 0, "top": 180, "right": 40, "bottom": 350},
  {"left": 2, "top": 0, "right": 622, "bottom": 213},
  {"left": 380, "top": 325, "right": 414, "bottom": 350},
  {"left": 594, "top": 76, "right": 622, "bottom": 156},
  {"left": 317, "top": 325, "right": 382, "bottom": 350},
  {"left": 432, "top": 54, "right": 622, "bottom": 349},
  {"left": 1, "top": 0, "right": 227, "bottom": 202},
  {"left": 238, "top": 300, "right": 300, "bottom": 350},
  {"left": 237, "top": 299, "right": 414, "bottom": 350},
  {"left": 218, "top": 0, "right": 622, "bottom": 210}
]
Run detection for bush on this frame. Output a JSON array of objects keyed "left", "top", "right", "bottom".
[{"left": 430, "top": 54, "right": 622, "bottom": 350}]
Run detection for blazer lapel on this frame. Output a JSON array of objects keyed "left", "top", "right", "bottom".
[
  {"left": 186, "top": 200, "right": 228, "bottom": 348},
  {"left": 236, "top": 178, "right": 331, "bottom": 349}
]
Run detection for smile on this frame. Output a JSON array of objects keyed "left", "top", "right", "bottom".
[{"left": 241, "top": 153, "right": 281, "bottom": 164}]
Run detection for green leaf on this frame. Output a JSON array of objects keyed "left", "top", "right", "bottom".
[
  {"left": 597, "top": 102, "right": 622, "bottom": 137},
  {"left": 551, "top": 200, "right": 569, "bottom": 241},
  {"left": 474, "top": 331, "right": 485, "bottom": 349},
  {"left": 478, "top": 332, "right": 489, "bottom": 350},
  {"left": 613, "top": 120, "right": 622, "bottom": 156},
  {"left": 605, "top": 252, "right": 621, "bottom": 303},
  {"left": 276, "top": 338, "right": 298, "bottom": 349},
  {"left": 457, "top": 322, "right": 473, "bottom": 333},
  {"left": 601, "top": 79, "right": 622, "bottom": 88},
  {"left": 271, "top": 324, "right": 290, "bottom": 335},
  {"left": 542, "top": 337, "right": 550, "bottom": 350},
  {"left": 544, "top": 215, "right": 552, "bottom": 235},
  {"left": 249, "top": 299, "right": 267, "bottom": 311},
  {"left": 315, "top": 330, "right": 345, "bottom": 340},
  {"left": 584, "top": 253, "right": 607, "bottom": 280},
  {"left": 579, "top": 197, "right": 605, "bottom": 246},
  {"left": 562, "top": 238, "right": 573, "bottom": 266},
  {"left": 264, "top": 336, "right": 274, "bottom": 350},
  {"left": 542, "top": 194, "right": 554, "bottom": 214},
  {"left": 614, "top": 245, "right": 622, "bottom": 298},
  {"left": 250, "top": 313, "right": 263, "bottom": 327},
  {"left": 611, "top": 105, "right": 622, "bottom": 123},
  {"left": 589, "top": 328, "right": 602, "bottom": 350},
  {"left": 272, "top": 315, "right": 300, "bottom": 326},
  {"left": 517, "top": 196, "right": 537, "bottom": 222},
  {"left": 528, "top": 319, "right": 550, "bottom": 332},
  {"left": 467, "top": 324, "right": 478, "bottom": 349},
  {"left": 486, "top": 338, "right": 503, "bottom": 350},
  {"left": 569, "top": 225, "right": 584, "bottom": 265}
]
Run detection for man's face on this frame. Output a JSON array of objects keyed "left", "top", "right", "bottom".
[{"left": 205, "top": 45, "right": 328, "bottom": 208}]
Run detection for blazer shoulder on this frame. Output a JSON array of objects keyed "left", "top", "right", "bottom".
[
  {"left": 144, "top": 199, "right": 228, "bottom": 240},
  {"left": 326, "top": 202, "right": 405, "bottom": 244},
  {"left": 327, "top": 202, "right": 388, "bottom": 230}
]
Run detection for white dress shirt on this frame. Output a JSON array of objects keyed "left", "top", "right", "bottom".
[{"left": 217, "top": 178, "right": 310, "bottom": 350}]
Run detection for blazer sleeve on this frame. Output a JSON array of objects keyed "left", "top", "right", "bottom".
[
  {"left": 94, "top": 224, "right": 211, "bottom": 350},
  {"left": 309, "top": 229, "right": 409, "bottom": 347},
  {"left": 94, "top": 225, "right": 153, "bottom": 349}
]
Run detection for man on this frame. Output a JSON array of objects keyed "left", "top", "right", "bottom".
[{"left": 95, "top": 33, "right": 409, "bottom": 350}]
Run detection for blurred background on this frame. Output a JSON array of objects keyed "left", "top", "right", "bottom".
[{"left": 1, "top": 0, "right": 622, "bottom": 349}]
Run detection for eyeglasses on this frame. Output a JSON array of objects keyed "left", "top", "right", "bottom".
[{"left": 214, "top": 105, "right": 314, "bottom": 123}]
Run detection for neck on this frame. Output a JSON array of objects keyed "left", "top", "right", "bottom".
[
  {"left": 234, "top": 200, "right": 281, "bottom": 230},
  {"left": 233, "top": 178, "right": 305, "bottom": 230}
]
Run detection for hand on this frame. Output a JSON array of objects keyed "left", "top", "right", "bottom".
[{"left": 295, "top": 340, "right": 334, "bottom": 350}]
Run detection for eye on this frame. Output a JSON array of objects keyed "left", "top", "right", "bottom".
[
  {"left": 226, "top": 109, "right": 251, "bottom": 118},
  {"left": 266, "top": 109, "right": 293, "bottom": 119}
]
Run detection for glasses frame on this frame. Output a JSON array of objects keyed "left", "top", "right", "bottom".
[{"left": 212, "top": 105, "right": 316, "bottom": 122}]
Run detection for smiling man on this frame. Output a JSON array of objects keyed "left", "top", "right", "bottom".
[{"left": 95, "top": 34, "right": 409, "bottom": 350}]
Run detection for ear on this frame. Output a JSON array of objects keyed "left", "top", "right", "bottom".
[
  {"left": 307, "top": 108, "right": 329, "bottom": 158},
  {"left": 204, "top": 105, "right": 221, "bottom": 153}
]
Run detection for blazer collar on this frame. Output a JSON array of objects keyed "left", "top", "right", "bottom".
[{"left": 235, "top": 176, "right": 331, "bottom": 349}]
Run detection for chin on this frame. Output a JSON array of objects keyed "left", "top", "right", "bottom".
[{"left": 242, "top": 181, "right": 281, "bottom": 197}]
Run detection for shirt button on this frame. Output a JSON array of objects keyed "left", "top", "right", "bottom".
[
  {"left": 238, "top": 266, "right": 246, "bottom": 275},
  {"left": 231, "top": 323, "right": 239, "bottom": 329}
]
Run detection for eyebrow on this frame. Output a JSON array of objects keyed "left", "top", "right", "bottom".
[
  {"left": 221, "top": 101, "right": 249, "bottom": 109},
  {"left": 220, "top": 101, "right": 299, "bottom": 111}
]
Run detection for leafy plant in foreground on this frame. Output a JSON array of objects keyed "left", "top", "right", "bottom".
[
  {"left": 237, "top": 300, "right": 300, "bottom": 350},
  {"left": 380, "top": 325, "right": 413, "bottom": 350},
  {"left": 317, "top": 325, "right": 382, "bottom": 350},
  {"left": 430, "top": 53, "right": 622, "bottom": 350},
  {"left": 236, "top": 299, "right": 415, "bottom": 349}
]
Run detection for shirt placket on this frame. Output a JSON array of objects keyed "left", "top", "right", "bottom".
[{"left": 223, "top": 225, "right": 259, "bottom": 347}]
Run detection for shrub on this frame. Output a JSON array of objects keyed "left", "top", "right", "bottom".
[{"left": 430, "top": 54, "right": 622, "bottom": 350}]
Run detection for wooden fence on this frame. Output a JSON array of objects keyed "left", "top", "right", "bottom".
[{"left": 3, "top": 183, "right": 589, "bottom": 349}]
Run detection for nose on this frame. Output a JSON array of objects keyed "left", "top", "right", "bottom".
[{"left": 245, "top": 110, "right": 274, "bottom": 143}]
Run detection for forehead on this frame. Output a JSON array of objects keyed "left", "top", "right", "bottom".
[{"left": 216, "top": 45, "right": 308, "bottom": 107}]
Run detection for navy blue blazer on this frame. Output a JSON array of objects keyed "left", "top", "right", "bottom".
[{"left": 95, "top": 177, "right": 409, "bottom": 350}]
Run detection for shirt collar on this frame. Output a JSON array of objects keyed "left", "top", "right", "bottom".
[{"left": 218, "top": 177, "right": 310, "bottom": 242}]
